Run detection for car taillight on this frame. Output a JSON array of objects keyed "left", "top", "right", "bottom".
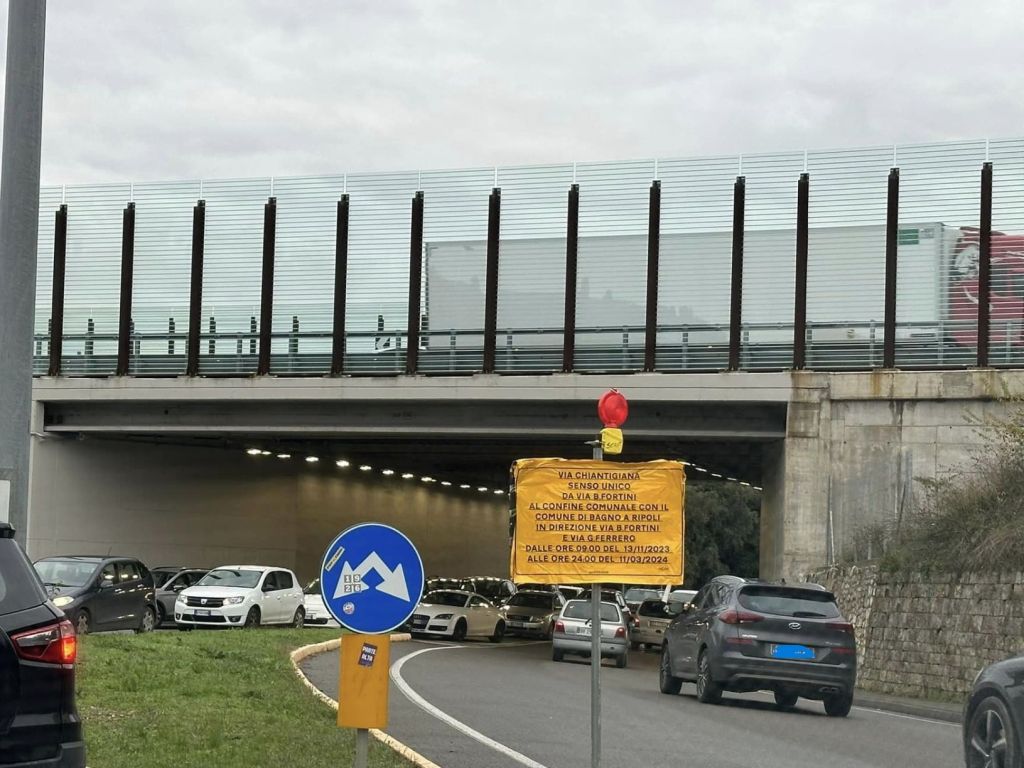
[
  {"left": 827, "top": 621, "right": 855, "bottom": 637},
  {"left": 614, "top": 626, "right": 626, "bottom": 638},
  {"left": 554, "top": 620, "right": 565, "bottom": 634},
  {"left": 718, "top": 609, "right": 764, "bottom": 625},
  {"left": 11, "top": 619, "right": 77, "bottom": 667}
]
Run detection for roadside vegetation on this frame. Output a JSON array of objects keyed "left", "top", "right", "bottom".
[
  {"left": 76, "top": 628, "right": 410, "bottom": 768},
  {"left": 684, "top": 482, "right": 760, "bottom": 586},
  {"left": 846, "top": 403, "right": 1024, "bottom": 574}
]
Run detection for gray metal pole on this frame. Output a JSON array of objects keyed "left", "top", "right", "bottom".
[
  {"left": 591, "top": 441, "right": 602, "bottom": 768},
  {"left": 354, "top": 728, "right": 368, "bottom": 768},
  {"left": 0, "top": 0, "right": 46, "bottom": 541}
]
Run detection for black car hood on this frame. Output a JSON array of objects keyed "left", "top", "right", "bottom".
[{"left": 43, "top": 584, "right": 86, "bottom": 600}]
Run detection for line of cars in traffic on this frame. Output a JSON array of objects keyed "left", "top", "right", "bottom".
[
  {"left": 30, "top": 555, "right": 311, "bottom": 634},
  {"left": 5, "top": 531, "right": 1024, "bottom": 766}
]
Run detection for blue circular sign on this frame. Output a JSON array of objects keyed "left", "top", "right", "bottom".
[{"left": 319, "top": 523, "right": 425, "bottom": 634}]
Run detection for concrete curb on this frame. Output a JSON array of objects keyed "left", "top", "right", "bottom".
[
  {"left": 290, "top": 633, "right": 442, "bottom": 768},
  {"left": 854, "top": 690, "right": 961, "bottom": 724}
]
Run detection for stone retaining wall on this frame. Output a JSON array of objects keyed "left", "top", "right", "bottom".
[{"left": 806, "top": 565, "right": 1024, "bottom": 699}]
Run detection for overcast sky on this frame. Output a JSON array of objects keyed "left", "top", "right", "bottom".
[{"left": 1, "top": 0, "right": 1022, "bottom": 185}]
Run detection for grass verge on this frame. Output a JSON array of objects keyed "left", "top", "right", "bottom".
[{"left": 76, "top": 628, "right": 413, "bottom": 768}]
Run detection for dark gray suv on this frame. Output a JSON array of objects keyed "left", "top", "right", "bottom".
[
  {"left": 0, "top": 523, "right": 85, "bottom": 767},
  {"left": 659, "top": 575, "right": 857, "bottom": 716}
]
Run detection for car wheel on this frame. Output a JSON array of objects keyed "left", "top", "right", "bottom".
[
  {"left": 695, "top": 650, "right": 723, "bottom": 705},
  {"left": 824, "top": 690, "right": 853, "bottom": 718},
  {"left": 774, "top": 690, "right": 798, "bottom": 709},
  {"left": 489, "top": 621, "right": 505, "bottom": 643},
  {"left": 292, "top": 607, "right": 305, "bottom": 629},
  {"left": 74, "top": 610, "right": 91, "bottom": 636},
  {"left": 615, "top": 652, "right": 628, "bottom": 669},
  {"left": 552, "top": 649, "right": 564, "bottom": 662},
  {"left": 135, "top": 607, "right": 156, "bottom": 634},
  {"left": 243, "top": 607, "right": 261, "bottom": 629},
  {"left": 967, "top": 695, "right": 1019, "bottom": 768},
  {"left": 659, "top": 645, "right": 683, "bottom": 695},
  {"left": 452, "top": 619, "right": 467, "bottom": 642}
]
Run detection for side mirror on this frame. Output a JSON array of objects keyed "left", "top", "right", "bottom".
[
  {"left": 100, "top": 578, "right": 115, "bottom": 590},
  {"left": 171, "top": 583, "right": 186, "bottom": 592}
]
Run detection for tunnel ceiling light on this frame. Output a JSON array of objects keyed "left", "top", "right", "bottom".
[
  {"left": 260, "top": 450, "right": 272, "bottom": 456},
  {"left": 382, "top": 469, "right": 395, "bottom": 476},
  {"left": 359, "top": 464, "right": 372, "bottom": 472},
  {"left": 441, "top": 481, "right": 452, "bottom": 487},
  {"left": 402, "top": 473, "right": 415, "bottom": 479},
  {"left": 493, "top": 489, "right": 504, "bottom": 495},
  {"left": 276, "top": 453, "right": 291, "bottom": 459},
  {"left": 421, "top": 477, "right": 435, "bottom": 483},
  {"left": 477, "top": 486, "right": 488, "bottom": 492},
  {"left": 246, "top": 448, "right": 262, "bottom": 456},
  {"left": 336, "top": 460, "right": 350, "bottom": 468},
  {"left": 306, "top": 456, "right": 319, "bottom": 463},
  {"left": 460, "top": 484, "right": 471, "bottom": 489}
]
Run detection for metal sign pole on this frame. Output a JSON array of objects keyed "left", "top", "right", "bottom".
[
  {"left": 354, "top": 728, "right": 368, "bottom": 768},
  {"left": 591, "top": 440, "right": 602, "bottom": 768}
]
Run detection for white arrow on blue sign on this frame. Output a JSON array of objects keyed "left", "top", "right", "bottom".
[{"left": 320, "top": 523, "right": 425, "bottom": 634}]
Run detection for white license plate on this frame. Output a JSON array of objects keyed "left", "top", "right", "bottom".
[
  {"left": 195, "top": 609, "right": 211, "bottom": 617},
  {"left": 508, "top": 621, "right": 523, "bottom": 628},
  {"left": 574, "top": 627, "right": 591, "bottom": 637}
]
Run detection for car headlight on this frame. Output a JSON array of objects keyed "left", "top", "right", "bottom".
[
  {"left": 435, "top": 614, "right": 454, "bottom": 620},
  {"left": 176, "top": 594, "right": 188, "bottom": 604},
  {"left": 52, "top": 596, "right": 74, "bottom": 608},
  {"left": 225, "top": 596, "right": 246, "bottom": 605}
]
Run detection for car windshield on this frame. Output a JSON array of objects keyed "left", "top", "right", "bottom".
[
  {"left": 304, "top": 579, "right": 322, "bottom": 596},
  {"left": 423, "top": 591, "right": 468, "bottom": 607},
  {"left": 625, "top": 588, "right": 661, "bottom": 604},
  {"left": 197, "top": 569, "right": 262, "bottom": 589},
  {"left": 562, "top": 601, "right": 621, "bottom": 623},
  {"left": 507, "top": 593, "right": 554, "bottom": 609},
  {"left": 33, "top": 559, "right": 98, "bottom": 588},
  {"left": 738, "top": 586, "right": 841, "bottom": 619},
  {"left": 638, "top": 599, "right": 669, "bottom": 617},
  {"left": 472, "top": 582, "right": 505, "bottom": 600}
]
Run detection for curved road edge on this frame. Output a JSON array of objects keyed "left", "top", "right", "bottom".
[{"left": 290, "top": 633, "right": 444, "bottom": 768}]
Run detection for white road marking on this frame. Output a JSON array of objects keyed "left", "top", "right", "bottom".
[
  {"left": 391, "top": 645, "right": 552, "bottom": 768},
  {"left": 852, "top": 705, "right": 960, "bottom": 727}
]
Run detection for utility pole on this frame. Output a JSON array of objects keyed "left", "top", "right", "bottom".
[{"left": 0, "top": 0, "right": 47, "bottom": 540}]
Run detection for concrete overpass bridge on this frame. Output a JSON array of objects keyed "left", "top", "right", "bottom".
[
  {"left": 26, "top": 368, "right": 1023, "bottom": 582},
  {"left": 18, "top": 136, "right": 1024, "bottom": 582}
]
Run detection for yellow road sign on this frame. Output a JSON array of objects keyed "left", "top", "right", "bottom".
[
  {"left": 338, "top": 634, "right": 391, "bottom": 729},
  {"left": 510, "top": 458, "right": 685, "bottom": 585}
]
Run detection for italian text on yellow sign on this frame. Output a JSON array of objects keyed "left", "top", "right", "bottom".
[{"left": 511, "top": 459, "right": 685, "bottom": 585}]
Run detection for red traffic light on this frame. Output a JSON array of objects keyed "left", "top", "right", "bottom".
[{"left": 597, "top": 389, "right": 629, "bottom": 428}]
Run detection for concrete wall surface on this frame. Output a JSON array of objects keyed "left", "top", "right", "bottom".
[
  {"left": 773, "top": 370, "right": 1024, "bottom": 578},
  {"left": 809, "top": 565, "right": 1023, "bottom": 699},
  {"left": 27, "top": 437, "right": 508, "bottom": 584}
]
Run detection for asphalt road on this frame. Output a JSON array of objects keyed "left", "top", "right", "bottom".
[{"left": 302, "top": 639, "right": 963, "bottom": 768}]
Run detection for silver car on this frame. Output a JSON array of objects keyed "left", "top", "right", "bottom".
[
  {"left": 501, "top": 590, "right": 565, "bottom": 638},
  {"left": 552, "top": 599, "right": 630, "bottom": 668},
  {"left": 153, "top": 567, "right": 208, "bottom": 627},
  {"left": 631, "top": 598, "right": 677, "bottom": 650}
]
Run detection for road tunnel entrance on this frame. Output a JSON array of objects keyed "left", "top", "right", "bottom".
[{"left": 28, "top": 376, "right": 787, "bottom": 587}]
